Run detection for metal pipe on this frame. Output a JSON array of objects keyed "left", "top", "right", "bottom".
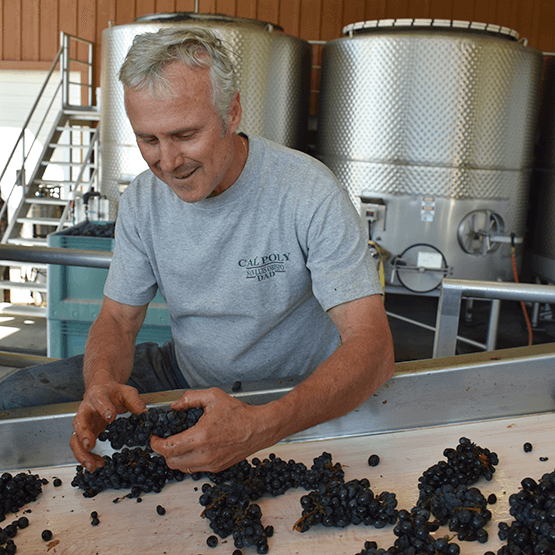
[
  {"left": 0, "top": 244, "right": 111, "bottom": 268},
  {"left": 485, "top": 298, "right": 502, "bottom": 351},
  {"left": 433, "top": 278, "right": 555, "bottom": 358}
]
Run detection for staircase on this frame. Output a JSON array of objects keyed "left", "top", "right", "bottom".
[{"left": 0, "top": 33, "right": 99, "bottom": 316}]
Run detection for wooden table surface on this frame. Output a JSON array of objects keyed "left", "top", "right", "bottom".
[{"left": 3, "top": 411, "right": 554, "bottom": 555}]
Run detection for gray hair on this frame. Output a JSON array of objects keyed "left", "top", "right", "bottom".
[{"left": 119, "top": 27, "right": 238, "bottom": 131}]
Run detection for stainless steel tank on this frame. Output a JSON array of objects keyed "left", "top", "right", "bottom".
[
  {"left": 527, "top": 56, "right": 555, "bottom": 285},
  {"left": 316, "top": 19, "right": 542, "bottom": 292},
  {"left": 99, "top": 13, "right": 311, "bottom": 217}
]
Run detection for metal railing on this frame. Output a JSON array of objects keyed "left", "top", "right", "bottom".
[
  {"left": 433, "top": 278, "right": 555, "bottom": 357},
  {"left": 0, "top": 242, "right": 110, "bottom": 369},
  {"left": 0, "top": 244, "right": 111, "bottom": 269},
  {"left": 0, "top": 32, "right": 95, "bottom": 228}
]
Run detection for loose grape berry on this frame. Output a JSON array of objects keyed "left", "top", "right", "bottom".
[
  {"left": 41, "top": 529, "right": 53, "bottom": 541},
  {"left": 53, "top": 478, "right": 62, "bottom": 487},
  {"left": 156, "top": 505, "right": 166, "bottom": 516},
  {"left": 206, "top": 535, "right": 218, "bottom": 548},
  {"left": 523, "top": 442, "right": 533, "bottom": 452},
  {"left": 368, "top": 454, "right": 380, "bottom": 467}
]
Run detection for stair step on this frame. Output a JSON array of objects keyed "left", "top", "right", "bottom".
[
  {"left": 0, "top": 260, "right": 48, "bottom": 270},
  {"left": 64, "top": 107, "right": 100, "bottom": 118},
  {"left": 25, "top": 197, "right": 68, "bottom": 206},
  {"left": 16, "top": 217, "right": 67, "bottom": 226},
  {"left": 6, "top": 238, "right": 48, "bottom": 247},
  {"left": 0, "top": 303, "right": 47, "bottom": 318},
  {"left": 40, "top": 161, "right": 95, "bottom": 168},
  {"left": 0, "top": 280, "right": 47, "bottom": 292},
  {"left": 49, "top": 143, "right": 93, "bottom": 149},
  {"left": 33, "top": 179, "right": 91, "bottom": 186},
  {"left": 56, "top": 126, "right": 96, "bottom": 132}
]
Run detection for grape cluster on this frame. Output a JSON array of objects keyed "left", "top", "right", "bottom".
[
  {"left": 418, "top": 437, "right": 499, "bottom": 493},
  {"left": 198, "top": 452, "right": 354, "bottom": 553},
  {"left": 200, "top": 483, "right": 271, "bottom": 554},
  {"left": 296, "top": 478, "right": 397, "bottom": 532},
  {"left": 424, "top": 484, "right": 491, "bottom": 542},
  {"left": 64, "top": 221, "right": 115, "bottom": 237},
  {"left": 0, "top": 516, "right": 31, "bottom": 555},
  {"left": 354, "top": 437, "right": 497, "bottom": 554},
  {"left": 0, "top": 472, "right": 43, "bottom": 522},
  {"left": 496, "top": 471, "right": 555, "bottom": 554},
  {"left": 71, "top": 446, "right": 187, "bottom": 498},
  {"left": 414, "top": 437, "right": 497, "bottom": 544},
  {"left": 98, "top": 407, "right": 203, "bottom": 450},
  {"left": 390, "top": 507, "right": 461, "bottom": 555}
]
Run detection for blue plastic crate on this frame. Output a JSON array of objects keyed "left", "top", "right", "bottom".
[
  {"left": 47, "top": 222, "right": 171, "bottom": 357},
  {"left": 48, "top": 319, "right": 173, "bottom": 359}
]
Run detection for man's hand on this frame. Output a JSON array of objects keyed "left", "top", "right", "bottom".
[
  {"left": 70, "top": 382, "right": 147, "bottom": 472},
  {"left": 150, "top": 388, "right": 277, "bottom": 474}
]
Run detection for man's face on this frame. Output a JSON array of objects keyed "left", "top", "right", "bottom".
[{"left": 125, "top": 62, "right": 242, "bottom": 203}]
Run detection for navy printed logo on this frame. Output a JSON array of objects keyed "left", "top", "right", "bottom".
[{"left": 238, "top": 253, "right": 290, "bottom": 281}]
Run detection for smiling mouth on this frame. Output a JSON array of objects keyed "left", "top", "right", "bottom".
[{"left": 173, "top": 167, "right": 198, "bottom": 180}]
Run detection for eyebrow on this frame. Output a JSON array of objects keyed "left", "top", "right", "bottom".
[{"left": 135, "top": 127, "right": 197, "bottom": 139}]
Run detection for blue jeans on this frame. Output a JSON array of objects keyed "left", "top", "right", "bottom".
[{"left": 0, "top": 342, "right": 189, "bottom": 410}]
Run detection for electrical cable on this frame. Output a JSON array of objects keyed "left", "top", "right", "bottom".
[{"left": 511, "top": 240, "right": 533, "bottom": 346}]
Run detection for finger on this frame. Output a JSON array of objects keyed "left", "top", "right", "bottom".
[
  {"left": 87, "top": 387, "right": 119, "bottom": 422},
  {"left": 69, "top": 431, "right": 104, "bottom": 472},
  {"left": 72, "top": 406, "right": 105, "bottom": 453},
  {"left": 150, "top": 426, "right": 198, "bottom": 457},
  {"left": 118, "top": 386, "right": 147, "bottom": 415},
  {"left": 170, "top": 388, "right": 210, "bottom": 411}
]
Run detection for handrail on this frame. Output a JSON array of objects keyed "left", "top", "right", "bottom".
[
  {"left": 0, "top": 47, "right": 63, "bottom": 189},
  {"left": 0, "top": 244, "right": 111, "bottom": 269},
  {"left": 0, "top": 32, "right": 96, "bottom": 237},
  {"left": 433, "top": 278, "right": 555, "bottom": 358},
  {"left": 55, "top": 126, "right": 100, "bottom": 232}
]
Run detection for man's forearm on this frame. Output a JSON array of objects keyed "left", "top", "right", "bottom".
[
  {"left": 83, "top": 299, "right": 147, "bottom": 389},
  {"left": 263, "top": 332, "right": 395, "bottom": 445},
  {"left": 83, "top": 314, "right": 137, "bottom": 388}
]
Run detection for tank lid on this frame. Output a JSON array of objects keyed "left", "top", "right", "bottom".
[
  {"left": 134, "top": 12, "right": 283, "bottom": 32},
  {"left": 342, "top": 19, "right": 520, "bottom": 41}
]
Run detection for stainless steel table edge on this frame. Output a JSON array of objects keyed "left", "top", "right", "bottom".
[{"left": 2, "top": 343, "right": 554, "bottom": 470}]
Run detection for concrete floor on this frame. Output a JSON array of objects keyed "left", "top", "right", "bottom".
[
  {"left": 0, "top": 293, "right": 554, "bottom": 381},
  {"left": 0, "top": 309, "right": 47, "bottom": 381}
]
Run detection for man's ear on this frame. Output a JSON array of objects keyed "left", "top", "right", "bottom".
[{"left": 226, "top": 91, "right": 242, "bottom": 134}]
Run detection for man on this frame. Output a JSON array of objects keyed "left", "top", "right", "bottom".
[{"left": 6, "top": 27, "right": 395, "bottom": 475}]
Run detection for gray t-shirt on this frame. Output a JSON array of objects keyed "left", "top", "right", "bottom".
[{"left": 104, "top": 134, "right": 382, "bottom": 388}]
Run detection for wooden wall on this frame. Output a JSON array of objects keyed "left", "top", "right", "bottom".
[{"left": 2, "top": 0, "right": 555, "bottom": 112}]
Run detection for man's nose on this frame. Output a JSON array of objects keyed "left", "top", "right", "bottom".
[{"left": 159, "top": 141, "right": 184, "bottom": 172}]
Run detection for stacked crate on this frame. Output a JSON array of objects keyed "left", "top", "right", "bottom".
[{"left": 47, "top": 221, "right": 172, "bottom": 358}]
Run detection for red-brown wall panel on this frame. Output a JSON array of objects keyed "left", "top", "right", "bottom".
[
  {"left": 3, "top": 0, "right": 555, "bottom": 94},
  {"left": 21, "top": 0, "right": 40, "bottom": 61},
  {"left": 2, "top": 0, "right": 22, "bottom": 61},
  {"left": 40, "top": 0, "right": 60, "bottom": 61}
]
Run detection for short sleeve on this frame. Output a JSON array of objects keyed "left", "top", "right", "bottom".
[
  {"left": 305, "top": 186, "right": 382, "bottom": 312},
  {"left": 103, "top": 189, "right": 159, "bottom": 306}
]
